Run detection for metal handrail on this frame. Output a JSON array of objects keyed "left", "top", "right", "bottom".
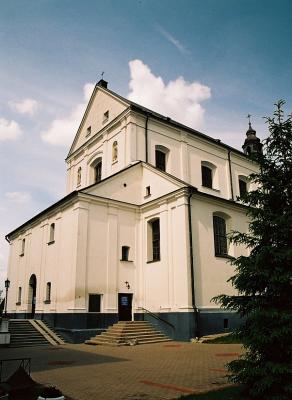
[
  {"left": 137, "top": 307, "right": 175, "bottom": 330},
  {"left": 0, "top": 357, "right": 31, "bottom": 383}
]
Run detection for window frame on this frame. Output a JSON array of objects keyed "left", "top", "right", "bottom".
[
  {"left": 48, "top": 223, "right": 55, "bottom": 245},
  {"left": 147, "top": 218, "right": 161, "bottom": 263},
  {"left": 213, "top": 215, "right": 228, "bottom": 257},
  {"left": 95, "top": 160, "right": 102, "bottom": 183},
  {"left": 20, "top": 238, "right": 25, "bottom": 256},
  {"left": 238, "top": 176, "right": 248, "bottom": 197},
  {"left": 88, "top": 293, "right": 102, "bottom": 312},
  {"left": 44, "top": 282, "right": 51, "bottom": 304},
  {"left": 77, "top": 166, "right": 82, "bottom": 187},
  {"left": 155, "top": 145, "right": 170, "bottom": 172},
  {"left": 103, "top": 110, "right": 109, "bottom": 124},
  {"left": 16, "top": 286, "right": 22, "bottom": 305},
  {"left": 155, "top": 149, "right": 166, "bottom": 171},
  {"left": 121, "top": 246, "right": 130, "bottom": 261},
  {"left": 86, "top": 126, "right": 91, "bottom": 137},
  {"left": 112, "top": 141, "right": 118, "bottom": 163},
  {"left": 201, "top": 165, "right": 213, "bottom": 188}
]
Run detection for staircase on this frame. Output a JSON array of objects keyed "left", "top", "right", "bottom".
[
  {"left": 9, "top": 319, "right": 65, "bottom": 347},
  {"left": 85, "top": 321, "right": 172, "bottom": 346}
]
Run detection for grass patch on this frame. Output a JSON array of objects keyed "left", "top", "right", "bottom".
[
  {"left": 203, "top": 334, "right": 241, "bottom": 344},
  {"left": 178, "top": 385, "right": 244, "bottom": 399}
]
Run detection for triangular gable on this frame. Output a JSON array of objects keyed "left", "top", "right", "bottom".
[
  {"left": 67, "top": 85, "right": 129, "bottom": 158},
  {"left": 81, "top": 162, "right": 187, "bottom": 205}
]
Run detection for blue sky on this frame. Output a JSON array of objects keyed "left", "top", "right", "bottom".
[{"left": 0, "top": 0, "right": 291, "bottom": 290}]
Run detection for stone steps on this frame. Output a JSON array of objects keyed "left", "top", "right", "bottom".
[
  {"left": 8, "top": 319, "right": 62, "bottom": 347},
  {"left": 9, "top": 320, "right": 50, "bottom": 347},
  {"left": 85, "top": 321, "right": 172, "bottom": 346}
]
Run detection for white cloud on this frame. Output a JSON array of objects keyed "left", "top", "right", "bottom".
[
  {"left": 0, "top": 118, "right": 22, "bottom": 141},
  {"left": 128, "top": 60, "right": 211, "bottom": 129},
  {"left": 157, "top": 26, "right": 190, "bottom": 55},
  {"left": 8, "top": 98, "right": 40, "bottom": 116},
  {"left": 41, "top": 83, "right": 95, "bottom": 146},
  {"left": 5, "top": 191, "right": 31, "bottom": 203}
]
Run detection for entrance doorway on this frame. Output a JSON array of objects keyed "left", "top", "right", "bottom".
[
  {"left": 28, "top": 274, "right": 37, "bottom": 318},
  {"left": 118, "top": 293, "right": 132, "bottom": 321}
]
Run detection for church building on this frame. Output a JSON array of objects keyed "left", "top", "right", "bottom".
[{"left": 5, "top": 79, "right": 262, "bottom": 342}]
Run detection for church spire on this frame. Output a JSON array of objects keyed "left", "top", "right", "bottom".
[{"left": 242, "top": 114, "right": 262, "bottom": 155}]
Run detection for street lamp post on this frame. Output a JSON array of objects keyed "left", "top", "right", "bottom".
[{"left": 4, "top": 279, "right": 10, "bottom": 317}]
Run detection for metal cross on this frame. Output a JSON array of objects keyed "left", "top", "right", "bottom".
[
  {"left": 101, "top": 71, "right": 105, "bottom": 80},
  {"left": 247, "top": 114, "right": 251, "bottom": 124}
]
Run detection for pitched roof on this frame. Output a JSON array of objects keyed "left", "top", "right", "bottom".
[{"left": 66, "top": 81, "right": 247, "bottom": 160}]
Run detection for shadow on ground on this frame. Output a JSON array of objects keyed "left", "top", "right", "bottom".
[{"left": 0, "top": 345, "right": 128, "bottom": 380}]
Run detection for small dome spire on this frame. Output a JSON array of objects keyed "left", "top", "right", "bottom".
[{"left": 242, "top": 114, "right": 262, "bottom": 155}]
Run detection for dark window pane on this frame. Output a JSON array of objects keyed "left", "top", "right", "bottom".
[
  {"left": 239, "top": 179, "right": 247, "bottom": 197},
  {"left": 122, "top": 246, "right": 130, "bottom": 261},
  {"left": 88, "top": 294, "right": 101, "bottom": 312},
  {"left": 95, "top": 162, "right": 102, "bottom": 183},
  {"left": 46, "top": 282, "right": 51, "bottom": 301},
  {"left": 213, "top": 216, "right": 228, "bottom": 256},
  {"left": 152, "top": 219, "right": 160, "bottom": 261},
  {"left": 155, "top": 150, "right": 166, "bottom": 171},
  {"left": 202, "top": 166, "right": 212, "bottom": 188}
]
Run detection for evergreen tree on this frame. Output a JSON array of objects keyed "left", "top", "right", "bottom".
[{"left": 214, "top": 101, "right": 292, "bottom": 400}]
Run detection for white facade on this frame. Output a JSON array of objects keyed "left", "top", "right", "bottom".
[{"left": 6, "top": 81, "right": 259, "bottom": 341}]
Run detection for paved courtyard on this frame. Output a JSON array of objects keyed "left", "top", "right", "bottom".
[{"left": 0, "top": 342, "right": 243, "bottom": 399}]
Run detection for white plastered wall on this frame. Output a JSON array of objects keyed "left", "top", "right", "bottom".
[
  {"left": 191, "top": 195, "right": 249, "bottom": 309},
  {"left": 6, "top": 203, "right": 79, "bottom": 314}
]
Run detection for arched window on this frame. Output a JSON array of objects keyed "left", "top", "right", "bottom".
[
  {"left": 49, "top": 223, "right": 55, "bottom": 243},
  {"left": 155, "top": 145, "right": 169, "bottom": 172},
  {"left": 213, "top": 215, "right": 228, "bottom": 256},
  {"left": 147, "top": 218, "right": 160, "bottom": 262},
  {"left": 201, "top": 161, "right": 216, "bottom": 189},
  {"left": 95, "top": 160, "right": 102, "bottom": 183},
  {"left": 112, "top": 141, "right": 118, "bottom": 163},
  {"left": 77, "top": 166, "right": 82, "bottom": 186}
]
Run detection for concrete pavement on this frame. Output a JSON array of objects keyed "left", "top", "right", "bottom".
[{"left": 0, "top": 342, "right": 243, "bottom": 399}]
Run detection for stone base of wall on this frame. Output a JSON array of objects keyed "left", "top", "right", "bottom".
[
  {"left": 198, "top": 310, "right": 243, "bottom": 336},
  {"left": 8, "top": 310, "right": 243, "bottom": 343}
]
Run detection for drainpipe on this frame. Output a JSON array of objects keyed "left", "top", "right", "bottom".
[
  {"left": 187, "top": 188, "right": 200, "bottom": 338},
  {"left": 145, "top": 114, "right": 149, "bottom": 163},
  {"left": 228, "top": 150, "right": 234, "bottom": 200}
]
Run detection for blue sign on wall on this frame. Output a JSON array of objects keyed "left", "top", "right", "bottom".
[{"left": 121, "top": 296, "right": 128, "bottom": 306}]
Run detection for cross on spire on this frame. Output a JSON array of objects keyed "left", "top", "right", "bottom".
[{"left": 247, "top": 114, "right": 252, "bottom": 128}]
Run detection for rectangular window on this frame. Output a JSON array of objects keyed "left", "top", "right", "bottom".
[
  {"left": 202, "top": 166, "right": 213, "bottom": 188},
  {"left": 95, "top": 162, "right": 102, "bottom": 183},
  {"left": 121, "top": 246, "right": 130, "bottom": 261},
  {"left": 213, "top": 216, "right": 228, "bottom": 256},
  {"left": 103, "top": 110, "right": 109, "bottom": 123},
  {"left": 88, "top": 294, "right": 101, "bottom": 312},
  {"left": 145, "top": 186, "right": 151, "bottom": 197},
  {"left": 152, "top": 219, "right": 160, "bottom": 261},
  {"left": 17, "top": 287, "right": 22, "bottom": 305},
  {"left": 48, "top": 223, "right": 55, "bottom": 244},
  {"left": 86, "top": 126, "right": 91, "bottom": 136},
  {"left": 45, "top": 282, "right": 51, "bottom": 302},
  {"left": 239, "top": 179, "right": 247, "bottom": 197},
  {"left": 20, "top": 238, "right": 25, "bottom": 256},
  {"left": 155, "top": 150, "right": 166, "bottom": 171}
]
